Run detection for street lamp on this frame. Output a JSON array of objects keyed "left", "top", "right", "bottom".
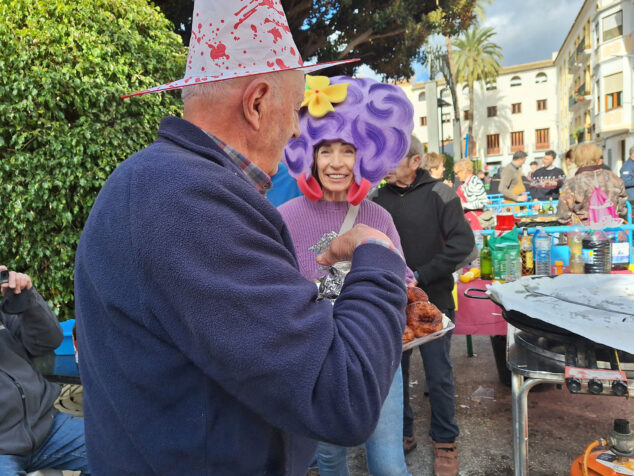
[{"left": 437, "top": 98, "right": 451, "bottom": 155}]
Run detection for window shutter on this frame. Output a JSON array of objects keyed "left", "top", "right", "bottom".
[{"left": 604, "top": 72, "right": 623, "bottom": 95}]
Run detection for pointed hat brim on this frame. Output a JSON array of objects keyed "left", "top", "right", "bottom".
[{"left": 121, "top": 58, "right": 359, "bottom": 99}]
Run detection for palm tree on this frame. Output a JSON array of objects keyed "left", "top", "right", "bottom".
[{"left": 453, "top": 26, "right": 503, "bottom": 158}]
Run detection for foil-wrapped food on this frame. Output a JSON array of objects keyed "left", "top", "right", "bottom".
[
  {"left": 309, "top": 232, "right": 444, "bottom": 344},
  {"left": 310, "top": 231, "right": 349, "bottom": 303}
]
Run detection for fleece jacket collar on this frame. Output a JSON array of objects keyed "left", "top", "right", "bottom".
[{"left": 386, "top": 168, "right": 438, "bottom": 196}]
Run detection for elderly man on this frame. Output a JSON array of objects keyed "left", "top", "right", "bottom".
[
  {"left": 620, "top": 145, "right": 634, "bottom": 203},
  {"left": 374, "top": 136, "right": 475, "bottom": 476},
  {"left": 74, "top": 2, "right": 407, "bottom": 475},
  {"left": 499, "top": 150, "right": 529, "bottom": 202}
]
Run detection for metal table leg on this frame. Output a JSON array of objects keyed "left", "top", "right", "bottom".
[
  {"left": 466, "top": 335, "right": 474, "bottom": 357},
  {"left": 511, "top": 371, "right": 553, "bottom": 476}
]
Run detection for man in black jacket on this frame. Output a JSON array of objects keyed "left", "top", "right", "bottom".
[
  {"left": 529, "top": 150, "right": 565, "bottom": 201},
  {"left": 0, "top": 266, "right": 90, "bottom": 474},
  {"left": 373, "top": 137, "right": 475, "bottom": 476}
]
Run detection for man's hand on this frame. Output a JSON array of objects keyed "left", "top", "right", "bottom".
[
  {"left": 516, "top": 194, "right": 528, "bottom": 202},
  {"left": 316, "top": 224, "right": 394, "bottom": 267},
  {"left": 0, "top": 265, "right": 32, "bottom": 296}
]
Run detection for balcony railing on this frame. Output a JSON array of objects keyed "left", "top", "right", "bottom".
[
  {"left": 567, "top": 55, "right": 576, "bottom": 72},
  {"left": 486, "top": 147, "right": 500, "bottom": 155}
]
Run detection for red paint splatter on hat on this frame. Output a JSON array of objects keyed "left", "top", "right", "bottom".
[
  {"left": 268, "top": 27, "right": 282, "bottom": 43},
  {"left": 267, "top": 60, "right": 274, "bottom": 67},
  {"left": 234, "top": 6, "right": 258, "bottom": 30},
  {"left": 207, "top": 42, "right": 230, "bottom": 61},
  {"left": 275, "top": 58, "right": 288, "bottom": 68},
  {"left": 192, "top": 24, "right": 206, "bottom": 44},
  {"left": 264, "top": 17, "right": 290, "bottom": 33},
  {"left": 251, "top": 24, "right": 258, "bottom": 33},
  {"left": 290, "top": 47, "right": 296, "bottom": 56}
]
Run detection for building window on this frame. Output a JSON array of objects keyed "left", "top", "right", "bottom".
[
  {"left": 462, "top": 85, "right": 469, "bottom": 96},
  {"left": 537, "top": 99, "right": 547, "bottom": 111},
  {"left": 510, "top": 75, "right": 522, "bottom": 87},
  {"left": 605, "top": 92, "right": 623, "bottom": 111},
  {"left": 442, "top": 113, "right": 451, "bottom": 123},
  {"left": 511, "top": 131, "right": 524, "bottom": 152},
  {"left": 485, "top": 80, "right": 497, "bottom": 91},
  {"left": 594, "top": 21, "right": 600, "bottom": 46},
  {"left": 535, "top": 72, "right": 547, "bottom": 84},
  {"left": 595, "top": 79, "right": 600, "bottom": 114},
  {"left": 604, "top": 72, "right": 623, "bottom": 111},
  {"left": 487, "top": 106, "right": 497, "bottom": 117},
  {"left": 486, "top": 134, "right": 500, "bottom": 155},
  {"left": 418, "top": 92, "right": 426, "bottom": 102},
  {"left": 536, "top": 128, "right": 549, "bottom": 150},
  {"left": 420, "top": 116, "right": 427, "bottom": 126},
  {"left": 602, "top": 10, "right": 623, "bottom": 41},
  {"left": 512, "top": 103, "right": 522, "bottom": 114},
  {"left": 463, "top": 110, "right": 470, "bottom": 121}
]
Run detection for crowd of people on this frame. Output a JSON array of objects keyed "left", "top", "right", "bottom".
[{"left": 2, "top": 2, "right": 633, "bottom": 476}]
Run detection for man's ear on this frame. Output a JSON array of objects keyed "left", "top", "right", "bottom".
[
  {"left": 242, "top": 79, "right": 270, "bottom": 132},
  {"left": 409, "top": 154, "right": 422, "bottom": 170}
]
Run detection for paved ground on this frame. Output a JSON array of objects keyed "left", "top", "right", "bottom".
[{"left": 345, "top": 334, "right": 632, "bottom": 476}]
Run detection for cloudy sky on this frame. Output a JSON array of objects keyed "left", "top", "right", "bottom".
[{"left": 404, "top": 0, "right": 586, "bottom": 82}]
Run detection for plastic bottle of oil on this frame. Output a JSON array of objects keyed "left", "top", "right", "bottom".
[{"left": 520, "top": 227, "right": 534, "bottom": 275}]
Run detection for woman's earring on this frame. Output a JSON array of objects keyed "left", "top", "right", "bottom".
[
  {"left": 347, "top": 178, "right": 370, "bottom": 205},
  {"left": 297, "top": 172, "right": 323, "bottom": 201}
]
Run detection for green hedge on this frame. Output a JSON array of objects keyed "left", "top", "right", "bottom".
[{"left": 0, "top": 0, "right": 186, "bottom": 318}]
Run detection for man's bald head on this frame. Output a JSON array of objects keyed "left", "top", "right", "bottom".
[{"left": 182, "top": 70, "right": 305, "bottom": 176}]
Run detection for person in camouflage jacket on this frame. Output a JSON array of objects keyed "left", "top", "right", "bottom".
[{"left": 557, "top": 143, "right": 628, "bottom": 224}]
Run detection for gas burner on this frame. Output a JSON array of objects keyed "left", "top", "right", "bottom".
[{"left": 515, "top": 331, "right": 634, "bottom": 380}]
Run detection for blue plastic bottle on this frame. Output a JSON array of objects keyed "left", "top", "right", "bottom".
[{"left": 533, "top": 227, "right": 552, "bottom": 276}]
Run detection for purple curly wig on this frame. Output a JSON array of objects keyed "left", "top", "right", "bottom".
[{"left": 284, "top": 76, "right": 414, "bottom": 192}]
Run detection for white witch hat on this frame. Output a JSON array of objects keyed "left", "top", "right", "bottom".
[{"left": 122, "top": 0, "right": 357, "bottom": 99}]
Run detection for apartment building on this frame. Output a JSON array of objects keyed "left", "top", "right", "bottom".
[
  {"left": 400, "top": 0, "right": 633, "bottom": 173},
  {"left": 400, "top": 60, "right": 559, "bottom": 171},
  {"left": 555, "top": 0, "right": 633, "bottom": 171}
]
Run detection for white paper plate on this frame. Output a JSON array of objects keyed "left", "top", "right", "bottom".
[{"left": 402, "top": 314, "right": 455, "bottom": 351}]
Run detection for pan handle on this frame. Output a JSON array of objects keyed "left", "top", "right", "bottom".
[{"left": 463, "top": 288, "right": 490, "bottom": 300}]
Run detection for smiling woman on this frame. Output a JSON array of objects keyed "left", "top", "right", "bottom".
[
  {"left": 277, "top": 75, "right": 415, "bottom": 476},
  {"left": 314, "top": 141, "right": 357, "bottom": 202}
]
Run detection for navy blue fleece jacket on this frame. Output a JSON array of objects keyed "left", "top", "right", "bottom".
[{"left": 74, "top": 117, "right": 406, "bottom": 475}]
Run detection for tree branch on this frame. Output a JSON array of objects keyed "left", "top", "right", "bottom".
[
  {"left": 337, "top": 29, "right": 374, "bottom": 59},
  {"left": 336, "top": 27, "right": 407, "bottom": 59}
]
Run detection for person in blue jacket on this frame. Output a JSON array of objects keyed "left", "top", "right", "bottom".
[
  {"left": 620, "top": 145, "right": 634, "bottom": 203},
  {"left": 268, "top": 162, "right": 302, "bottom": 207},
  {"left": 74, "top": 2, "right": 407, "bottom": 475}
]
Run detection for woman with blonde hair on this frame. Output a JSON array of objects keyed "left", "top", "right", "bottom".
[
  {"left": 423, "top": 152, "right": 446, "bottom": 180},
  {"left": 557, "top": 143, "right": 628, "bottom": 224},
  {"left": 453, "top": 159, "right": 489, "bottom": 230}
]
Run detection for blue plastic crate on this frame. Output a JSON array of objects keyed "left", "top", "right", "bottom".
[{"left": 55, "top": 318, "right": 76, "bottom": 356}]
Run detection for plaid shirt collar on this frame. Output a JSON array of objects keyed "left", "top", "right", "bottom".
[{"left": 202, "top": 130, "right": 272, "bottom": 195}]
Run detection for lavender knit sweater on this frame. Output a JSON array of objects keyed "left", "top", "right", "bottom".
[{"left": 278, "top": 196, "right": 415, "bottom": 283}]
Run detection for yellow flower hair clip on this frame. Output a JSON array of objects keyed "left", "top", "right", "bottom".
[{"left": 302, "top": 75, "right": 349, "bottom": 118}]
